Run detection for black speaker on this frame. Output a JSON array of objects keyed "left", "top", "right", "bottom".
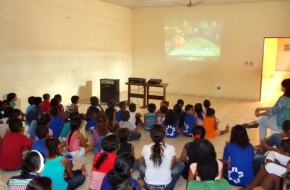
[{"left": 100, "top": 79, "right": 120, "bottom": 103}]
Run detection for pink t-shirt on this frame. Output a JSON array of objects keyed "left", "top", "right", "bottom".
[
  {"left": 66, "top": 131, "right": 80, "bottom": 152},
  {"left": 92, "top": 130, "right": 99, "bottom": 143}
]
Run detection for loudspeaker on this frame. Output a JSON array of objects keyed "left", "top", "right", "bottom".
[{"left": 100, "top": 79, "right": 120, "bottom": 103}]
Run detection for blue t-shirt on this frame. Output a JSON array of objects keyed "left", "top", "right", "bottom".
[
  {"left": 223, "top": 143, "right": 254, "bottom": 186},
  {"left": 164, "top": 121, "right": 179, "bottom": 138},
  {"left": 26, "top": 105, "right": 34, "bottom": 115},
  {"left": 101, "top": 172, "right": 140, "bottom": 190},
  {"left": 183, "top": 114, "right": 196, "bottom": 136},
  {"left": 49, "top": 116, "right": 65, "bottom": 138},
  {"left": 32, "top": 139, "right": 49, "bottom": 156},
  {"left": 93, "top": 136, "right": 105, "bottom": 155},
  {"left": 116, "top": 110, "right": 124, "bottom": 122},
  {"left": 85, "top": 118, "right": 97, "bottom": 131}
]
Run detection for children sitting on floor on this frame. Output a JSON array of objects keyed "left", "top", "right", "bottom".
[
  {"left": 179, "top": 104, "right": 196, "bottom": 137},
  {"left": 85, "top": 107, "right": 97, "bottom": 132},
  {"left": 7, "top": 92, "right": 17, "bottom": 109},
  {"left": 93, "top": 114, "right": 111, "bottom": 154},
  {"left": 156, "top": 105, "right": 168, "bottom": 124},
  {"left": 89, "top": 135, "right": 120, "bottom": 190},
  {"left": 42, "top": 93, "right": 50, "bottom": 113},
  {"left": 66, "top": 95, "right": 79, "bottom": 117},
  {"left": 0, "top": 118, "right": 33, "bottom": 170},
  {"left": 173, "top": 104, "right": 182, "bottom": 123},
  {"left": 179, "top": 125, "right": 206, "bottom": 180},
  {"left": 120, "top": 110, "right": 141, "bottom": 140},
  {"left": 203, "top": 108, "right": 229, "bottom": 138},
  {"left": 105, "top": 99, "right": 117, "bottom": 122},
  {"left": 26, "top": 177, "right": 52, "bottom": 190},
  {"left": 163, "top": 109, "right": 179, "bottom": 138},
  {"left": 66, "top": 117, "right": 93, "bottom": 157},
  {"left": 26, "top": 96, "right": 35, "bottom": 115},
  {"left": 187, "top": 155, "right": 231, "bottom": 190},
  {"left": 32, "top": 124, "right": 50, "bottom": 156},
  {"left": 195, "top": 103, "right": 204, "bottom": 126},
  {"left": 177, "top": 99, "right": 184, "bottom": 113},
  {"left": 129, "top": 103, "right": 143, "bottom": 127},
  {"left": 49, "top": 106, "right": 65, "bottom": 137},
  {"left": 144, "top": 103, "right": 157, "bottom": 131},
  {"left": 59, "top": 112, "right": 82, "bottom": 142},
  {"left": 6, "top": 150, "right": 46, "bottom": 190},
  {"left": 26, "top": 97, "right": 43, "bottom": 124},
  {"left": 116, "top": 101, "right": 127, "bottom": 122},
  {"left": 155, "top": 100, "right": 169, "bottom": 115},
  {"left": 117, "top": 128, "right": 134, "bottom": 155},
  {"left": 108, "top": 120, "right": 120, "bottom": 136},
  {"left": 89, "top": 96, "right": 103, "bottom": 113},
  {"left": 203, "top": 99, "right": 211, "bottom": 115}
]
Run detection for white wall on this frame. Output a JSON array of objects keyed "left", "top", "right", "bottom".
[
  {"left": 0, "top": 0, "right": 132, "bottom": 110},
  {"left": 132, "top": 1, "right": 290, "bottom": 100}
]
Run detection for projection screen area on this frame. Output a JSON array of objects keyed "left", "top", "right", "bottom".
[{"left": 164, "top": 12, "right": 225, "bottom": 61}]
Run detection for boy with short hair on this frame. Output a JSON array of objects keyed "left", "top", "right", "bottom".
[
  {"left": 128, "top": 103, "right": 143, "bottom": 127},
  {"left": 26, "top": 97, "right": 43, "bottom": 124},
  {"left": 187, "top": 155, "right": 231, "bottom": 190},
  {"left": 0, "top": 119, "right": 33, "bottom": 170},
  {"left": 116, "top": 101, "right": 127, "bottom": 122},
  {"left": 120, "top": 111, "right": 141, "bottom": 140},
  {"left": 144, "top": 103, "right": 157, "bottom": 131},
  {"left": 32, "top": 124, "right": 49, "bottom": 156},
  {"left": 26, "top": 96, "right": 35, "bottom": 115},
  {"left": 66, "top": 95, "right": 79, "bottom": 117},
  {"left": 89, "top": 96, "right": 103, "bottom": 113},
  {"left": 42, "top": 93, "right": 50, "bottom": 113}
]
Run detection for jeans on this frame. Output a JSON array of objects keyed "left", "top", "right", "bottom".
[
  {"left": 138, "top": 161, "right": 185, "bottom": 190},
  {"left": 257, "top": 116, "right": 282, "bottom": 141},
  {"left": 129, "top": 132, "right": 141, "bottom": 140},
  {"left": 66, "top": 170, "right": 86, "bottom": 190},
  {"left": 254, "top": 133, "right": 283, "bottom": 165}
]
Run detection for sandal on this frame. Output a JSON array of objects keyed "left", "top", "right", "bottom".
[{"left": 242, "top": 121, "right": 259, "bottom": 128}]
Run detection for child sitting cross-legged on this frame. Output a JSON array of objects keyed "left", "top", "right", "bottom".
[
  {"left": 59, "top": 112, "right": 82, "bottom": 142},
  {"left": 105, "top": 99, "right": 117, "bottom": 122},
  {"left": 66, "top": 117, "right": 94, "bottom": 157},
  {"left": 0, "top": 118, "right": 33, "bottom": 170},
  {"left": 85, "top": 107, "right": 98, "bottom": 133},
  {"left": 120, "top": 110, "right": 141, "bottom": 141},
  {"left": 156, "top": 105, "right": 168, "bottom": 125},
  {"left": 116, "top": 101, "right": 127, "bottom": 122},
  {"left": 203, "top": 108, "right": 229, "bottom": 138},
  {"left": 163, "top": 109, "right": 179, "bottom": 138},
  {"left": 129, "top": 103, "right": 143, "bottom": 127},
  {"left": 89, "top": 135, "right": 120, "bottom": 190},
  {"left": 66, "top": 95, "right": 79, "bottom": 117},
  {"left": 144, "top": 103, "right": 157, "bottom": 131},
  {"left": 93, "top": 114, "right": 111, "bottom": 155},
  {"left": 179, "top": 104, "right": 196, "bottom": 137},
  {"left": 117, "top": 128, "right": 134, "bottom": 156},
  {"left": 187, "top": 155, "right": 231, "bottom": 190},
  {"left": 49, "top": 106, "right": 65, "bottom": 138}
]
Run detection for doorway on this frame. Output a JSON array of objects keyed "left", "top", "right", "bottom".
[{"left": 260, "top": 38, "right": 290, "bottom": 106}]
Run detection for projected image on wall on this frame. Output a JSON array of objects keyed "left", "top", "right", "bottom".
[{"left": 165, "top": 13, "right": 224, "bottom": 61}]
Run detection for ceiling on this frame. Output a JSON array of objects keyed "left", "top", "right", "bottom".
[{"left": 100, "top": 0, "right": 289, "bottom": 9}]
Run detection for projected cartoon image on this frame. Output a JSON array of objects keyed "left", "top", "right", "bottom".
[{"left": 165, "top": 18, "right": 224, "bottom": 61}]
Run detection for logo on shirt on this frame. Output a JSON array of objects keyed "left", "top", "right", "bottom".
[
  {"left": 183, "top": 122, "right": 189, "bottom": 133},
  {"left": 228, "top": 167, "right": 244, "bottom": 184},
  {"left": 166, "top": 125, "right": 175, "bottom": 136}
]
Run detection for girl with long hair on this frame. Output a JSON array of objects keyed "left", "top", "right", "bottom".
[{"left": 138, "top": 124, "right": 184, "bottom": 190}]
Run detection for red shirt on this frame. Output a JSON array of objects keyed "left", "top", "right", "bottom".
[
  {"left": 92, "top": 152, "right": 116, "bottom": 173},
  {"left": 42, "top": 100, "right": 51, "bottom": 113},
  {"left": 0, "top": 132, "right": 32, "bottom": 169}
]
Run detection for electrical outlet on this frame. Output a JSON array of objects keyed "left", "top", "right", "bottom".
[{"left": 217, "top": 86, "right": 221, "bottom": 90}]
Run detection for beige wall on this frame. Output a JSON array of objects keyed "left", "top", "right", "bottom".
[
  {"left": 132, "top": 1, "right": 290, "bottom": 100},
  {"left": 0, "top": 0, "right": 132, "bottom": 110},
  {"left": 276, "top": 38, "right": 290, "bottom": 71}
]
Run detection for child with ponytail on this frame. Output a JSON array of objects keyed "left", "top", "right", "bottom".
[
  {"left": 195, "top": 103, "right": 204, "bottom": 126},
  {"left": 89, "top": 134, "right": 120, "bottom": 190},
  {"left": 138, "top": 124, "right": 184, "bottom": 190},
  {"left": 6, "top": 150, "right": 45, "bottom": 190},
  {"left": 179, "top": 104, "right": 196, "bottom": 137},
  {"left": 179, "top": 125, "right": 206, "bottom": 179},
  {"left": 101, "top": 152, "right": 144, "bottom": 190},
  {"left": 163, "top": 109, "right": 179, "bottom": 138},
  {"left": 41, "top": 136, "right": 86, "bottom": 190},
  {"left": 66, "top": 117, "right": 94, "bottom": 157}
]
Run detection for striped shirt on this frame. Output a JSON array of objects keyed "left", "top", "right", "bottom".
[
  {"left": 26, "top": 106, "right": 43, "bottom": 123},
  {"left": 6, "top": 174, "right": 40, "bottom": 190},
  {"left": 144, "top": 113, "right": 156, "bottom": 131}
]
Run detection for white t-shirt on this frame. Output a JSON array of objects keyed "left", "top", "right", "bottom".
[
  {"left": 0, "top": 118, "right": 8, "bottom": 138},
  {"left": 142, "top": 142, "right": 176, "bottom": 185},
  {"left": 120, "top": 120, "right": 136, "bottom": 131},
  {"left": 129, "top": 112, "right": 136, "bottom": 127}
]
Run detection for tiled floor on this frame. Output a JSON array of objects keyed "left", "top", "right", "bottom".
[{"left": 0, "top": 92, "right": 275, "bottom": 190}]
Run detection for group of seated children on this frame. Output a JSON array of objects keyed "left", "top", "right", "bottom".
[{"left": 142, "top": 99, "right": 229, "bottom": 139}]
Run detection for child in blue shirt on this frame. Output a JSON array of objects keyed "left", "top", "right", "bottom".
[
  {"left": 179, "top": 104, "right": 196, "bottom": 137},
  {"left": 49, "top": 107, "right": 65, "bottom": 137},
  {"left": 116, "top": 101, "right": 127, "bottom": 122},
  {"left": 32, "top": 124, "right": 49, "bottom": 156},
  {"left": 163, "top": 109, "right": 179, "bottom": 138},
  {"left": 144, "top": 103, "right": 157, "bottom": 131},
  {"left": 26, "top": 96, "right": 35, "bottom": 115},
  {"left": 85, "top": 107, "right": 97, "bottom": 132}
]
